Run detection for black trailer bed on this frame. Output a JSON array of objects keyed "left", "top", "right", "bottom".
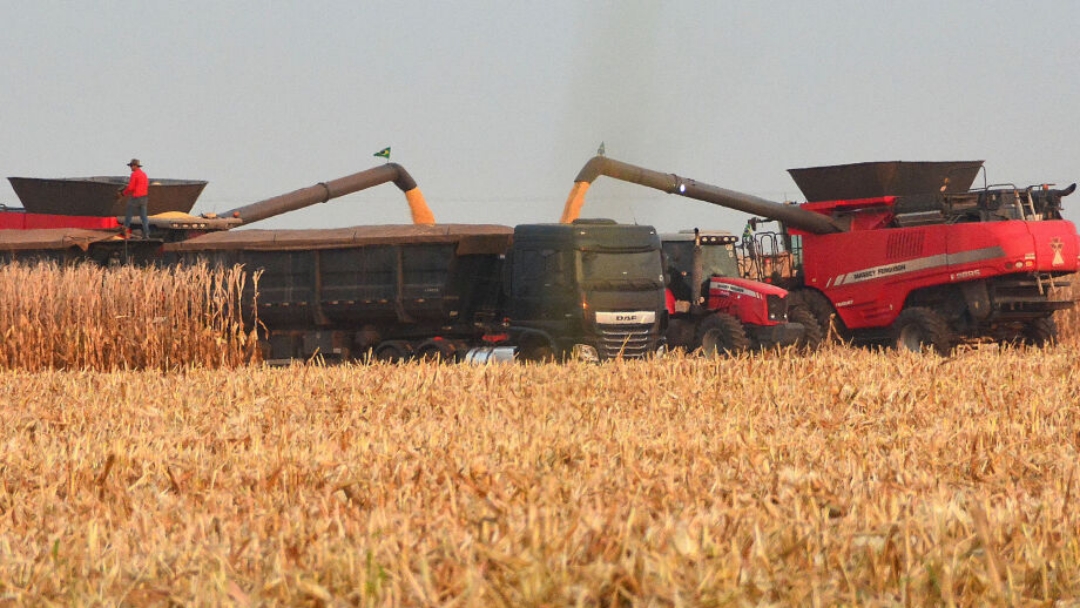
[
  {"left": 165, "top": 224, "right": 513, "bottom": 254},
  {"left": 166, "top": 224, "right": 514, "bottom": 331}
]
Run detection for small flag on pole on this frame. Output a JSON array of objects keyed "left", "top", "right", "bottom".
[{"left": 374, "top": 147, "right": 391, "bottom": 161}]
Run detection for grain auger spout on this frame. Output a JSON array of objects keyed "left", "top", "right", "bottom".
[
  {"left": 222, "top": 162, "right": 435, "bottom": 226},
  {"left": 560, "top": 155, "right": 845, "bottom": 235}
]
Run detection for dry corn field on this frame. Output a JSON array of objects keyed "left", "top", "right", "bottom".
[{"left": 1, "top": 266, "right": 1080, "bottom": 605}]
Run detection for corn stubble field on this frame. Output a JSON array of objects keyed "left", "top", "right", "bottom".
[{"left": 2, "top": 265, "right": 1080, "bottom": 605}]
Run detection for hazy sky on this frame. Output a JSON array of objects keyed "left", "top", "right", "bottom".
[{"left": 3, "top": 2, "right": 1079, "bottom": 233}]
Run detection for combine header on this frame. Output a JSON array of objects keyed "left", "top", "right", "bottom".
[{"left": 561, "top": 155, "right": 1080, "bottom": 354}]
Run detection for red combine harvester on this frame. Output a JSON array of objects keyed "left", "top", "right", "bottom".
[{"left": 561, "top": 156, "right": 1080, "bottom": 354}]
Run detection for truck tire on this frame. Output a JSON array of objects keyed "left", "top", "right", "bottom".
[
  {"left": 519, "top": 338, "right": 556, "bottom": 363},
  {"left": 791, "top": 289, "right": 846, "bottom": 343},
  {"left": 789, "top": 306, "right": 824, "bottom": 351},
  {"left": 697, "top": 313, "right": 751, "bottom": 356},
  {"left": 892, "top": 307, "right": 955, "bottom": 355},
  {"left": 416, "top": 339, "right": 459, "bottom": 362},
  {"left": 1021, "top": 317, "right": 1058, "bottom": 347}
]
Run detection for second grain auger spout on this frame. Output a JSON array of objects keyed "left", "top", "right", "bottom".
[
  {"left": 559, "top": 155, "right": 845, "bottom": 235},
  {"left": 223, "top": 162, "right": 435, "bottom": 226}
]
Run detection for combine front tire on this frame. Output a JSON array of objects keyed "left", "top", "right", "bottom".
[
  {"left": 697, "top": 313, "right": 751, "bottom": 356},
  {"left": 789, "top": 306, "right": 824, "bottom": 351},
  {"left": 791, "top": 289, "right": 846, "bottom": 343},
  {"left": 1021, "top": 317, "right": 1058, "bottom": 347},
  {"left": 892, "top": 307, "right": 955, "bottom": 355}
]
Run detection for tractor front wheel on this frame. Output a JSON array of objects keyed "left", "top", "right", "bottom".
[{"left": 697, "top": 313, "right": 751, "bottom": 356}]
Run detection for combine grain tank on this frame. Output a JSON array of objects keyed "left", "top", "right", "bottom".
[
  {"left": 8, "top": 176, "right": 207, "bottom": 216},
  {"left": 1, "top": 163, "right": 434, "bottom": 264}
]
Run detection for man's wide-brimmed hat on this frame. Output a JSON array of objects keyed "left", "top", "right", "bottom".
[{"left": 127, "top": 158, "right": 141, "bottom": 167}]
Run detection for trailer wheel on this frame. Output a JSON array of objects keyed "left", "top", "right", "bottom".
[
  {"left": 1021, "top": 317, "right": 1058, "bottom": 347},
  {"left": 374, "top": 341, "right": 413, "bottom": 363},
  {"left": 697, "top": 313, "right": 750, "bottom": 356},
  {"left": 789, "top": 306, "right": 824, "bottom": 351},
  {"left": 892, "top": 307, "right": 955, "bottom": 355}
]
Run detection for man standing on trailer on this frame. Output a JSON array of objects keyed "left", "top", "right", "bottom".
[{"left": 119, "top": 158, "right": 150, "bottom": 239}]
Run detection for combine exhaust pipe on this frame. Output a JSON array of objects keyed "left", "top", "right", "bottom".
[
  {"left": 224, "top": 162, "right": 435, "bottom": 226},
  {"left": 560, "top": 156, "right": 845, "bottom": 235}
]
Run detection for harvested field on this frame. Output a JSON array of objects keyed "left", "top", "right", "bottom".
[
  {"left": 1, "top": 264, "right": 1078, "bottom": 603},
  {"left": 2, "top": 345, "right": 1079, "bottom": 605}
]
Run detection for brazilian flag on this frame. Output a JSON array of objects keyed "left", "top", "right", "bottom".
[{"left": 373, "top": 147, "right": 391, "bottom": 160}]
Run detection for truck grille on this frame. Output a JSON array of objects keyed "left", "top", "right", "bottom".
[{"left": 598, "top": 324, "right": 655, "bottom": 359}]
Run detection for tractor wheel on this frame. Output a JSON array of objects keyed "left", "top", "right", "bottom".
[
  {"left": 891, "top": 307, "right": 955, "bottom": 355},
  {"left": 696, "top": 313, "right": 751, "bottom": 356},
  {"left": 665, "top": 318, "right": 698, "bottom": 351},
  {"left": 791, "top": 289, "right": 846, "bottom": 343},
  {"left": 789, "top": 306, "right": 824, "bottom": 351},
  {"left": 1021, "top": 317, "right": 1058, "bottom": 347}
]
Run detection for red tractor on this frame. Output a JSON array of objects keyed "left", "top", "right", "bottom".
[
  {"left": 660, "top": 230, "right": 820, "bottom": 353},
  {"left": 563, "top": 156, "right": 1080, "bottom": 354}
]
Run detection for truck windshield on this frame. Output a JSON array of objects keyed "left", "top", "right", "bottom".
[{"left": 579, "top": 250, "right": 664, "bottom": 290}]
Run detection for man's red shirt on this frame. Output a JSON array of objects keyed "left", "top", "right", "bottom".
[{"left": 122, "top": 168, "right": 149, "bottom": 197}]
